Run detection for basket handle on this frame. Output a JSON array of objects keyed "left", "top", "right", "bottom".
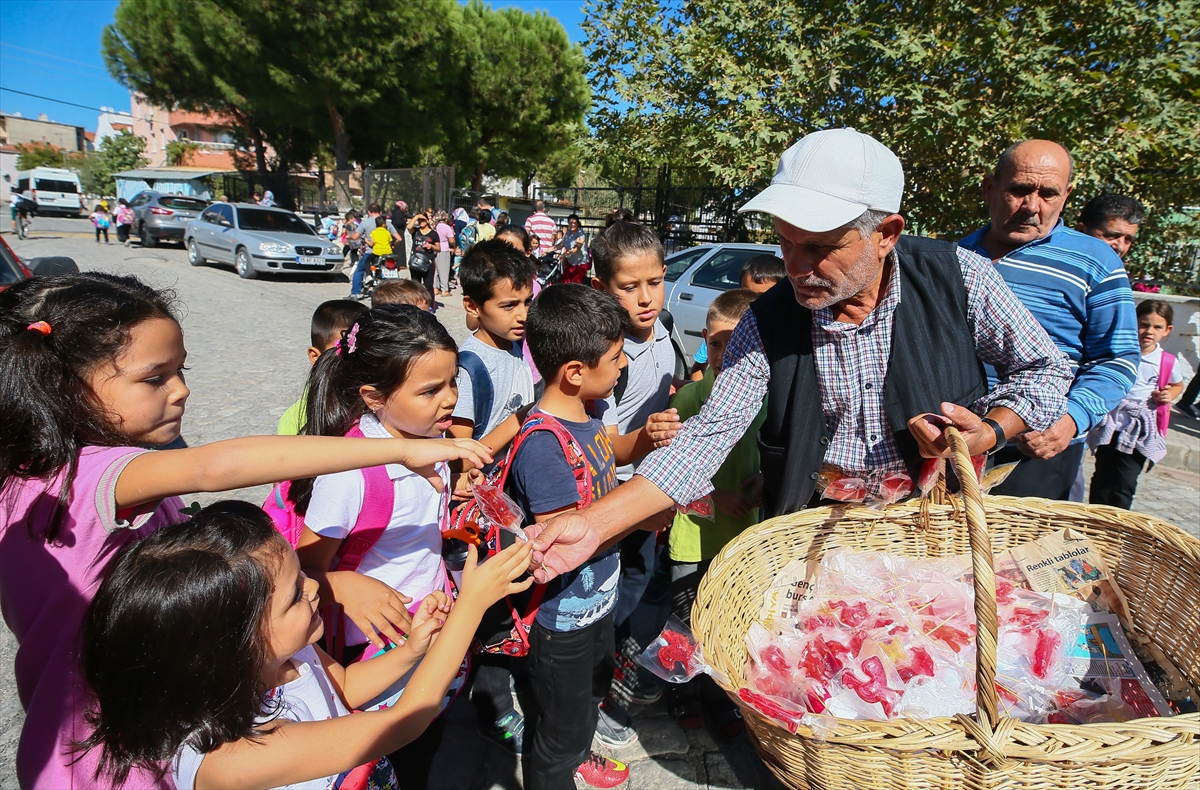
[{"left": 944, "top": 426, "right": 1000, "bottom": 734}]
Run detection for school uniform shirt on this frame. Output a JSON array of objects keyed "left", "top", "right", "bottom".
[
  {"left": 600, "top": 318, "right": 675, "bottom": 480},
  {"left": 508, "top": 408, "right": 621, "bottom": 632},
  {"left": 1127, "top": 345, "right": 1183, "bottom": 404},
  {"left": 475, "top": 223, "right": 496, "bottom": 242},
  {"left": 305, "top": 414, "right": 449, "bottom": 647},
  {"left": 172, "top": 645, "right": 399, "bottom": 790},
  {"left": 452, "top": 334, "right": 535, "bottom": 437}
]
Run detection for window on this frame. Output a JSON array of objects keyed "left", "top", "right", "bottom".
[
  {"left": 200, "top": 207, "right": 221, "bottom": 223},
  {"left": 664, "top": 247, "right": 711, "bottom": 282},
  {"left": 215, "top": 204, "right": 234, "bottom": 224},
  {"left": 690, "top": 249, "right": 766, "bottom": 291},
  {"left": 159, "top": 196, "right": 208, "bottom": 211},
  {"left": 33, "top": 179, "right": 78, "bottom": 194},
  {"left": 17, "top": 179, "right": 29, "bottom": 193},
  {"left": 131, "top": 193, "right": 149, "bottom": 207},
  {"left": 235, "top": 208, "right": 314, "bottom": 235}
]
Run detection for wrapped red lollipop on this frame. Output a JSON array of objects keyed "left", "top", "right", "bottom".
[{"left": 471, "top": 481, "right": 528, "bottom": 542}]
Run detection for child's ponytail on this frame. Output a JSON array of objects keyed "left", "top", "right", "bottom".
[
  {"left": 288, "top": 304, "right": 457, "bottom": 509},
  {"left": 0, "top": 273, "right": 177, "bottom": 539}
]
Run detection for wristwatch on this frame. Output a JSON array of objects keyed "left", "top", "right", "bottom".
[{"left": 982, "top": 417, "right": 1007, "bottom": 456}]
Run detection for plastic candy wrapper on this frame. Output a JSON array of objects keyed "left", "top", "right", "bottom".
[
  {"left": 638, "top": 615, "right": 728, "bottom": 686},
  {"left": 470, "top": 482, "right": 528, "bottom": 542},
  {"left": 743, "top": 549, "right": 1087, "bottom": 723},
  {"left": 677, "top": 495, "right": 715, "bottom": 521},
  {"left": 980, "top": 461, "right": 1019, "bottom": 494}
]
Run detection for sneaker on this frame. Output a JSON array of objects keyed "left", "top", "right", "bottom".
[
  {"left": 594, "top": 697, "right": 638, "bottom": 749},
  {"left": 1177, "top": 403, "right": 1199, "bottom": 419},
  {"left": 574, "top": 752, "right": 629, "bottom": 788},
  {"left": 480, "top": 710, "right": 524, "bottom": 754}
]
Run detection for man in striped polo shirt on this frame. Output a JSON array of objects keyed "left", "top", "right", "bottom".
[
  {"left": 961, "top": 140, "right": 1139, "bottom": 500},
  {"left": 524, "top": 199, "right": 558, "bottom": 253}
]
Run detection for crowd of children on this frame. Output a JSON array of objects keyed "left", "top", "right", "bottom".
[{"left": 1, "top": 205, "right": 1196, "bottom": 790}]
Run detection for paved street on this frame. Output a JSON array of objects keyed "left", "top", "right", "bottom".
[{"left": 0, "top": 222, "right": 1197, "bottom": 789}]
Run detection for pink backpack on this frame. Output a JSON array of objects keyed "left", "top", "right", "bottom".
[
  {"left": 1156, "top": 351, "right": 1177, "bottom": 437},
  {"left": 262, "top": 423, "right": 394, "bottom": 658}
]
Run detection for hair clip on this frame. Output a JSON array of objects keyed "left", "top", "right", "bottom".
[
  {"left": 26, "top": 321, "right": 52, "bottom": 336},
  {"left": 345, "top": 322, "right": 360, "bottom": 355}
]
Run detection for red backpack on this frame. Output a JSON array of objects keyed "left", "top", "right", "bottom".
[
  {"left": 448, "top": 412, "right": 592, "bottom": 657},
  {"left": 262, "top": 423, "right": 395, "bottom": 658}
]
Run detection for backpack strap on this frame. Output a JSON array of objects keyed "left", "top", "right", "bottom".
[
  {"left": 332, "top": 424, "right": 396, "bottom": 573},
  {"left": 1156, "top": 351, "right": 1177, "bottom": 437},
  {"left": 457, "top": 350, "right": 494, "bottom": 441}
]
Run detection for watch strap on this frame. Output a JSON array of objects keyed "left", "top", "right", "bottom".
[{"left": 982, "top": 417, "right": 1007, "bottom": 455}]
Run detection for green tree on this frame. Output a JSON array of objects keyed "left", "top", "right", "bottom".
[
  {"left": 103, "top": 0, "right": 459, "bottom": 207},
  {"left": 584, "top": 0, "right": 1200, "bottom": 242},
  {"left": 15, "top": 144, "right": 66, "bottom": 171},
  {"left": 79, "top": 130, "right": 150, "bottom": 196},
  {"left": 442, "top": 1, "right": 590, "bottom": 190},
  {"left": 164, "top": 140, "right": 199, "bottom": 166}
]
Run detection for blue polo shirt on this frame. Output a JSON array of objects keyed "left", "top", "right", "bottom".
[{"left": 959, "top": 221, "right": 1138, "bottom": 441}]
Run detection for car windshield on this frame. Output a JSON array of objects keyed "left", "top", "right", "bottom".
[
  {"left": 159, "top": 196, "right": 208, "bottom": 211},
  {"left": 0, "top": 239, "right": 26, "bottom": 287},
  {"left": 237, "top": 209, "right": 314, "bottom": 235}
]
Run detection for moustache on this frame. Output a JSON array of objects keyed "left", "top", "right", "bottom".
[{"left": 1011, "top": 212, "right": 1040, "bottom": 226}]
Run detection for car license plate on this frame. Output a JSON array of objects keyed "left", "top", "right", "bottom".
[
  {"left": 296, "top": 256, "right": 325, "bottom": 265},
  {"left": 382, "top": 268, "right": 401, "bottom": 279}
]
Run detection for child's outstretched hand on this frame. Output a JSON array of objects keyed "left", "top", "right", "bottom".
[
  {"left": 459, "top": 542, "right": 533, "bottom": 609},
  {"left": 645, "top": 408, "right": 682, "bottom": 449},
  {"left": 395, "top": 438, "right": 494, "bottom": 491},
  {"left": 406, "top": 592, "right": 453, "bottom": 656}
]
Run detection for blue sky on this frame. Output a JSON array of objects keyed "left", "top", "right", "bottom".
[{"left": 0, "top": 0, "right": 587, "bottom": 131}]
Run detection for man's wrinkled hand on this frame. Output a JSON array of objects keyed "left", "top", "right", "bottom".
[
  {"left": 1016, "top": 414, "right": 1076, "bottom": 460},
  {"left": 907, "top": 403, "right": 994, "bottom": 457},
  {"left": 711, "top": 489, "right": 754, "bottom": 519},
  {"left": 527, "top": 511, "right": 600, "bottom": 584}
]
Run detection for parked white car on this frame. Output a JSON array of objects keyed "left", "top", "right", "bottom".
[{"left": 663, "top": 243, "right": 782, "bottom": 360}]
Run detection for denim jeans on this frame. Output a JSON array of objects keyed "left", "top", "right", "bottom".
[
  {"left": 351, "top": 252, "right": 376, "bottom": 295},
  {"left": 524, "top": 614, "right": 614, "bottom": 790}
]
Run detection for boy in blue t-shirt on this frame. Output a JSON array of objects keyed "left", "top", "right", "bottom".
[{"left": 507, "top": 284, "right": 632, "bottom": 790}]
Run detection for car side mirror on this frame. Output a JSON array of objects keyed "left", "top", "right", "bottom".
[
  {"left": 27, "top": 256, "right": 80, "bottom": 276},
  {"left": 219, "top": 218, "right": 233, "bottom": 227}
]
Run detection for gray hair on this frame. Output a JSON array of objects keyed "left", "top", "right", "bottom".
[{"left": 842, "top": 208, "right": 893, "bottom": 240}]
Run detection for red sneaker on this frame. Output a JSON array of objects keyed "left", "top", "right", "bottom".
[{"left": 574, "top": 752, "right": 630, "bottom": 788}]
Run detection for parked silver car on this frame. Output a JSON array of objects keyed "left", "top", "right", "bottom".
[
  {"left": 186, "top": 203, "right": 343, "bottom": 279},
  {"left": 663, "top": 243, "right": 782, "bottom": 360},
  {"left": 129, "top": 191, "right": 209, "bottom": 247}
]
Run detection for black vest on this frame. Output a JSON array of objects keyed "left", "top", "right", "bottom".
[{"left": 750, "top": 235, "right": 987, "bottom": 517}]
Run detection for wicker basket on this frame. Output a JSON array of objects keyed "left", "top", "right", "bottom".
[{"left": 692, "top": 428, "right": 1200, "bottom": 789}]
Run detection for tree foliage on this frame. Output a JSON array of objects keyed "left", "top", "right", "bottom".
[
  {"left": 102, "top": 0, "right": 588, "bottom": 203},
  {"left": 15, "top": 144, "right": 66, "bottom": 171},
  {"left": 584, "top": 0, "right": 1200, "bottom": 242},
  {"left": 82, "top": 130, "right": 149, "bottom": 196},
  {"left": 441, "top": 1, "right": 591, "bottom": 190}
]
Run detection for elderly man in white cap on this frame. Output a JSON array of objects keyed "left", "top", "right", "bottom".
[{"left": 525, "top": 129, "right": 1072, "bottom": 582}]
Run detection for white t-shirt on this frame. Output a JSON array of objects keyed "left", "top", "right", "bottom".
[
  {"left": 305, "top": 414, "right": 448, "bottom": 646},
  {"left": 1127, "top": 345, "right": 1183, "bottom": 403},
  {"left": 173, "top": 646, "right": 349, "bottom": 790}
]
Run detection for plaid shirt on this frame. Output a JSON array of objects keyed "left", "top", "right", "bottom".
[{"left": 639, "top": 246, "right": 1071, "bottom": 505}]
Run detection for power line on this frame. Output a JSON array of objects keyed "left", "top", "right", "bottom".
[
  {"left": 0, "top": 43, "right": 111, "bottom": 72},
  {"left": 0, "top": 86, "right": 175, "bottom": 129}
]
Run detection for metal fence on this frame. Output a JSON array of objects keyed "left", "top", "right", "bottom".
[
  {"left": 1127, "top": 242, "right": 1200, "bottom": 289},
  {"left": 528, "top": 183, "right": 765, "bottom": 247},
  {"left": 327, "top": 167, "right": 456, "bottom": 215}
]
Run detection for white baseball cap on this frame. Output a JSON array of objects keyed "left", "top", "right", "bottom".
[{"left": 739, "top": 128, "right": 904, "bottom": 233}]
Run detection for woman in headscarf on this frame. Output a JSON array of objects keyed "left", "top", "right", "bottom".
[{"left": 259, "top": 191, "right": 276, "bottom": 207}]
